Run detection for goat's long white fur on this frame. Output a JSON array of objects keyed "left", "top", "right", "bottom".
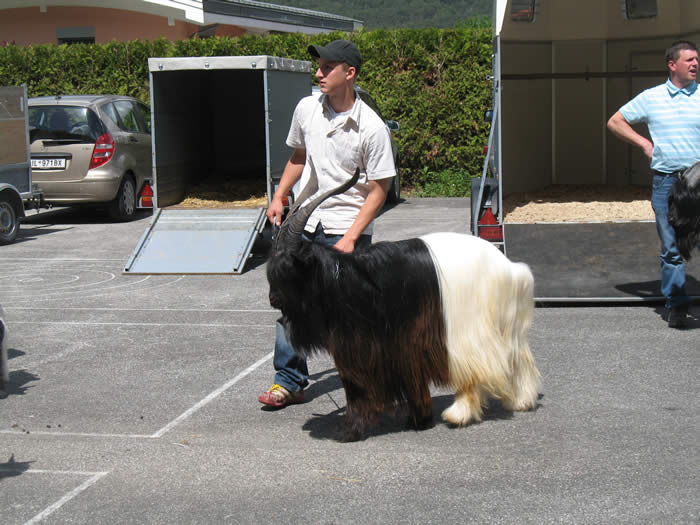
[{"left": 421, "top": 232, "right": 541, "bottom": 425}]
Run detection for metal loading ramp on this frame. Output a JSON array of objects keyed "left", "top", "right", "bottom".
[
  {"left": 506, "top": 222, "right": 700, "bottom": 303},
  {"left": 124, "top": 208, "right": 266, "bottom": 274}
]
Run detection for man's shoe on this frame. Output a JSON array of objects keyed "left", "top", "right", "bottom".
[
  {"left": 258, "top": 384, "right": 304, "bottom": 408},
  {"left": 667, "top": 305, "right": 688, "bottom": 328}
]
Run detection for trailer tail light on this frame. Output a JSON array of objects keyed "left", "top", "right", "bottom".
[
  {"left": 483, "top": 144, "right": 488, "bottom": 155},
  {"left": 139, "top": 182, "right": 154, "bottom": 208},
  {"left": 88, "top": 133, "right": 115, "bottom": 170},
  {"left": 477, "top": 208, "right": 503, "bottom": 242},
  {"left": 282, "top": 196, "right": 290, "bottom": 206}
]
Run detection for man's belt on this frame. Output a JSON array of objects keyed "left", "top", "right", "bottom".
[{"left": 652, "top": 168, "right": 688, "bottom": 179}]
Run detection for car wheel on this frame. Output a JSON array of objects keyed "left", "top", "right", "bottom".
[
  {"left": 0, "top": 199, "right": 20, "bottom": 244},
  {"left": 108, "top": 176, "right": 136, "bottom": 222},
  {"left": 386, "top": 168, "right": 400, "bottom": 204}
]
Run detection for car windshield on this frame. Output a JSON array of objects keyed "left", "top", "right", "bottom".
[{"left": 29, "top": 105, "right": 103, "bottom": 144}]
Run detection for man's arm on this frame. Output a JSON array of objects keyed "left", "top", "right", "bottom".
[
  {"left": 607, "top": 111, "right": 654, "bottom": 161},
  {"left": 266, "top": 148, "right": 306, "bottom": 226},
  {"left": 334, "top": 177, "right": 391, "bottom": 253}
]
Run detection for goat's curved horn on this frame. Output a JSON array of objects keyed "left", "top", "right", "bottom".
[{"left": 274, "top": 167, "right": 360, "bottom": 252}]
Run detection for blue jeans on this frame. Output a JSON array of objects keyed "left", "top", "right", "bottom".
[
  {"left": 651, "top": 174, "right": 689, "bottom": 309},
  {"left": 272, "top": 223, "right": 371, "bottom": 392}
]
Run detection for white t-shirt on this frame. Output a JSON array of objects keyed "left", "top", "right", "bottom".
[{"left": 286, "top": 90, "right": 397, "bottom": 235}]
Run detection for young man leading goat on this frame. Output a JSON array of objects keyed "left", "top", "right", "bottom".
[{"left": 259, "top": 40, "right": 396, "bottom": 408}]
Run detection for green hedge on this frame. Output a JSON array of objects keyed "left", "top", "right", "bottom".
[{"left": 0, "top": 28, "right": 493, "bottom": 195}]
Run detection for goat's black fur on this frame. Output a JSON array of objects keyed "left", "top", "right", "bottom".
[
  {"left": 668, "top": 164, "right": 700, "bottom": 260},
  {"left": 267, "top": 238, "right": 449, "bottom": 441}
]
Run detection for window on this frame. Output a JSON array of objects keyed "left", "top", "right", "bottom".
[
  {"left": 624, "top": 0, "right": 657, "bottom": 20},
  {"left": 511, "top": 0, "right": 536, "bottom": 22},
  {"left": 135, "top": 103, "right": 151, "bottom": 134},
  {"left": 113, "top": 101, "right": 144, "bottom": 133},
  {"left": 100, "top": 103, "right": 120, "bottom": 128},
  {"left": 56, "top": 26, "right": 95, "bottom": 45},
  {"left": 28, "top": 106, "right": 102, "bottom": 143},
  {"left": 58, "top": 37, "right": 95, "bottom": 45}
]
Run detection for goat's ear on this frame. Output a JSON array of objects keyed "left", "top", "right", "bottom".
[{"left": 290, "top": 243, "right": 314, "bottom": 267}]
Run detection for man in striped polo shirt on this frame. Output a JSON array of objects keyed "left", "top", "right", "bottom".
[{"left": 607, "top": 40, "right": 699, "bottom": 328}]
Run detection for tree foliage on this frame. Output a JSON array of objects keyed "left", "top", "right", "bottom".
[
  {"left": 0, "top": 28, "right": 494, "bottom": 195},
  {"left": 272, "top": 0, "right": 492, "bottom": 29}
]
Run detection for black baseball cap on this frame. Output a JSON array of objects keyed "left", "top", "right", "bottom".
[{"left": 308, "top": 39, "right": 362, "bottom": 73}]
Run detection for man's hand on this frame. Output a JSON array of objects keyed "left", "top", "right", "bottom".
[
  {"left": 266, "top": 197, "right": 285, "bottom": 226},
  {"left": 333, "top": 236, "right": 356, "bottom": 253}
]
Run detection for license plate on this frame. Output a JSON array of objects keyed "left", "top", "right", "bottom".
[{"left": 32, "top": 158, "right": 66, "bottom": 169}]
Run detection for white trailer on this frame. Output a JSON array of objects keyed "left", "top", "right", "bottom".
[
  {"left": 474, "top": 0, "right": 700, "bottom": 249},
  {"left": 124, "top": 55, "right": 312, "bottom": 274}
]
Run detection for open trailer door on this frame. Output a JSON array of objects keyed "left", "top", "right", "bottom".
[
  {"left": 490, "top": 0, "right": 700, "bottom": 302},
  {"left": 123, "top": 56, "right": 311, "bottom": 275}
]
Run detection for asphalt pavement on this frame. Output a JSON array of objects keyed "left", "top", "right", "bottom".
[{"left": 1, "top": 199, "right": 698, "bottom": 524}]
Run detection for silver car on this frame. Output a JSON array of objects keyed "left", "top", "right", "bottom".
[{"left": 28, "top": 95, "right": 152, "bottom": 220}]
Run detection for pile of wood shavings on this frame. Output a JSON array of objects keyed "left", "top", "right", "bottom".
[
  {"left": 179, "top": 180, "right": 268, "bottom": 208},
  {"left": 503, "top": 185, "right": 654, "bottom": 223}
]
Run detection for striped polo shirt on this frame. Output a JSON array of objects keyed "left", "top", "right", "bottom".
[{"left": 620, "top": 79, "right": 700, "bottom": 173}]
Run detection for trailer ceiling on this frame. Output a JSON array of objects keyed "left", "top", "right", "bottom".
[{"left": 496, "top": 0, "right": 700, "bottom": 42}]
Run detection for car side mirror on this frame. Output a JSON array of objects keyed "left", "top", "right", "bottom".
[
  {"left": 484, "top": 110, "right": 494, "bottom": 123},
  {"left": 386, "top": 120, "right": 400, "bottom": 132}
]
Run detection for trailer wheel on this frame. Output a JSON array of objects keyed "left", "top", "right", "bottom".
[
  {"left": 108, "top": 175, "right": 136, "bottom": 222},
  {"left": 386, "top": 168, "right": 401, "bottom": 204},
  {"left": 0, "top": 198, "right": 20, "bottom": 245}
]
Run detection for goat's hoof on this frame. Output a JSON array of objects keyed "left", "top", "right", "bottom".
[
  {"left": 339, "top": 426, "right": 366, "bottom": 443},
  {"left": 405, "top": 415, "right": 435, "bottom": 431},
  {"left": 340, "top": 432, "right": 364, "bottom": 443}
]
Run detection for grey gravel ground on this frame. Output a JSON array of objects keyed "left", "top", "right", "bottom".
[{"left": 0, "top": 199, "right": 698, "bottom": 524}]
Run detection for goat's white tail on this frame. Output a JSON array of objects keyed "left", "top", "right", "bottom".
[{"left": 502, "top": 262, "right": 541, "bottom": 412}]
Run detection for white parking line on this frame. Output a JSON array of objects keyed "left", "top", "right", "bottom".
[
  {"left": 0, "top": 430, "right": 153, "bottom": 438},
  {"left": 6, "top": 306, "right": 278, "bottom": 313},
  {"left": 0, "top": 468, "right": 110, "bottom": 525},
  {"left": 8, "top": 321, "right": 273, "bottom": 328},
  {"left": 0, "top": 257, "right": 126, "bottom": 262},
  {"left": 152, "top": 351, "right": 273, "bottom": 437},
  {"left": 0, "top": 352, "right": 274, "bottom": 440}
]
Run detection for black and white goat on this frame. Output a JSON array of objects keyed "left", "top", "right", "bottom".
[
  {"left": 267, "top": 169, "right": 541, "bottom": 441},
  {"left": 668, "top": 161, "right": 700, "bottom": 260}
]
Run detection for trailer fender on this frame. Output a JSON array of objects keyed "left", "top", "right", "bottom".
[
  {"left": 0, "top": 184, "right": 24, "bottom": 245},
  {"left": 0, "top": 184, "right": 25, "bottom": 217}
]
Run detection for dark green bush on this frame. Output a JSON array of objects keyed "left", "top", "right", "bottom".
[{"left": 0, "top": 28, "right": 493, "bottom": 196}]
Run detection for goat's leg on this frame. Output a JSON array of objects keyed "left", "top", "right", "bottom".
[
  {"left": 441, "top": 384, "right": 484, "bottom": 426},
  {"left": 502, "top": 348, "right": 540, "bottom": 412},
  {"left": 340, "top": 379, "right": 374, "bottom": 442},
  {"left": 405, "top": 381, "right": 434, "bottom": 431}
]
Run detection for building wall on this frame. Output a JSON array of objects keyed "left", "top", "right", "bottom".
[{"left": 0, "top": 6, "right": 245, "bottom": 45}]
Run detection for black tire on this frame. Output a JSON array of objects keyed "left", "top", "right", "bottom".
[
  {"left": 386, "top": 168, "right": 401, "bottom": 204},
  {"left": 108, "top": 176, "right": 137, "bottom": 222},
  {"left": 0, "top": 199, "right": 20, "bottom": 245}
]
